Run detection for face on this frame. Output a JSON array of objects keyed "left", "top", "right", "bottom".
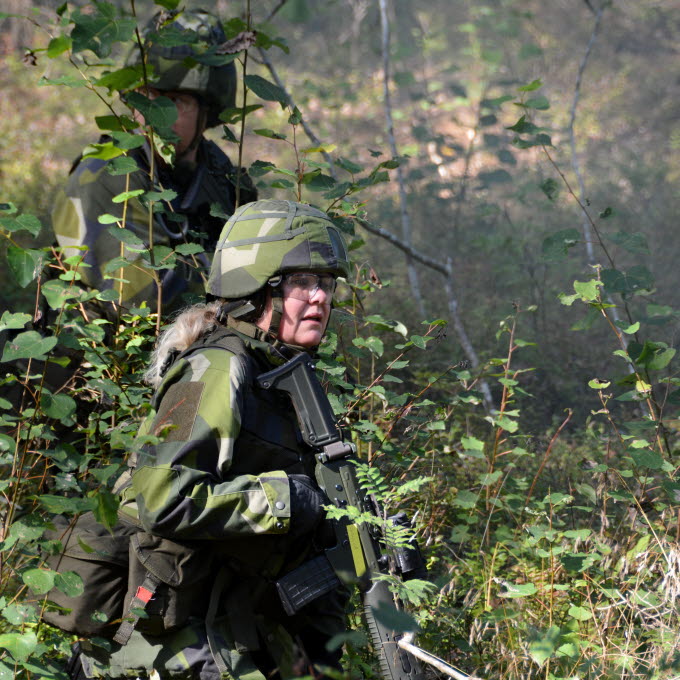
[
  {"left": 257, "top": 273, "right": 334, "bottom": 348},
  {"left": 135, "top": 88, "right": 204, "bottom": 157}
]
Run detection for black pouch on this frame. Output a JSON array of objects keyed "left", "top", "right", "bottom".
[
  {"left": 42, "top": 512, "right": 138, "bottom": 637},
  {"left": 122, "top": 532, "right": 213, "bottom": 636}
]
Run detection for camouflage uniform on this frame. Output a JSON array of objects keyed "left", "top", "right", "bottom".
[
  {"left": 73, "top": 201, "right": 351, "bottom": 678},
  {"left": 51, "top": 9, "right": 257, "bottom": 317},
  {"left": 52, "top": 140, "right": 257, "bottom": 314}
]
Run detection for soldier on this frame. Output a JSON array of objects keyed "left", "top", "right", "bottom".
[
  {"left": 52, "top": 9, "right": 257, "bottom": 320},
  {"left": 66, "top": 200, "right": 351, "bottom": 679}
]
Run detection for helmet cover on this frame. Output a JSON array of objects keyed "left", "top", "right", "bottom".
[
  {"left": 127, "top": 9, "right": 236, "bottom": 127},
  {"left": 206, "top": 200, "right": 350, "bottom": 300}
]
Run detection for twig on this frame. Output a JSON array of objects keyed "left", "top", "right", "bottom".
[
  {"left": 378, "top": 0, "right": 425, "bottom": 318},
  {"left": 568, "top": 1, "right": 607, "bottom": 265},
  {"left": 256, "top": 46, "right": 337, "bottom": 180},
  {"left": 358, "top": 217, "right": 493, "bottom": 410}
]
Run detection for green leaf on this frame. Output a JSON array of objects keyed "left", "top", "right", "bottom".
[
  {"left": 542, "top": 229, "right": 580, "bottom": 262},
  {"left": 606, "top": 231, "right": 649, "bottom": 254},
  {"left": 253, "top": 128, "right": 287, "bottom": 140},
  {"left": 631, "top": 449, "right": 665, "bottom": 470},
  {"left": 112, "top": 189, "right": 145, "bottom": 204},
  {"left": 46, "top": 34, "right": 72, "bottom": 57},
  {"left": 54, "top": 571, "right": 84, "bottom": 598},
  {"left": 540, "top": 178, "right": 559, "bottom": 201},
  {"left": 94, "top": 66, "right": 143, "bottom": 92},
  {"left": 2, "top": 331, "right": 57, "bottom": 362},
  {"left": 106, "top": 156, "right": 138, "bottom": 176},
  {"left": 92, "top": 489, "right": 120, "bottom": 532},
  {"left": 601, "top": 266, "right": 654, "bottom": 297},
  {"left": 71, "top": 4, "right": 136, "bottom": 58},
  {"left": 7, "top": 245, "right": 44, "bottom": 287},
  {"left": 22, "top": 568, "right": 56, "bottom": 595},
  {"left": 499, "top": 582, "right": 537, "bottom": 598},
  {"left": 0, "top": 631, "right": 38, "bottom": 662},
  {"left": 370, "top": 603, "right": 418, "bottom": 633},
  {"left": 353, "top": 336, "right": 384, "bottom": 357},
  {"left": 125, "top": 92, "right": 178, "bottom": 135},
  {"left": 42, "top": 279, "right": 80, "bottom": 310},
  {"left": 82, "top": 141, "right": 125, "bottom": 161},
  {"left": 0, "top": 213, "right": 42, "bottom": 236},
  {"left": 506, "top": 115, "right": 538, "bottom": 134},
  {"left": 573, "top": 279, "right": 602, "bottom": 302},
  {"left": 305, "top": 173, "right": 336, "bottom": 191},
  {"left": 568, "top": 605, "right": 592, "bottom": 621},
  {"left": 175, "top": 243, "right": 205, "bottom": 256},
  {"left": 106, "top": 225, "right": 145, "bottom": 248},
  {"left": 528, "top": 626, "right": 560, "bottom": 665},
  {"left": 452, "top": 490, "right": 478, "bottom": 509},
  {"left": 525, "top": 95, "right": 550, "bottom": 110},
  {"left": 41, "top": 392, "right": 77, "bottom": 422},
  {"left": 0, "top": 311, "right": 31, "bottom": 333},
  {"left": 244, "top": 75, "right": 288, "bottom": 106},
  {"left": 633, "top": 340, "right": 676, "bottom": 371},
  {"left": 36, "top": 495, "right": 91, "bottom": 514},
  {"left": 519, "top": 78, "right": 543, "bottom": 92},
  {"left": 1, "top": 603, "right": 38, "bottom": 626}
]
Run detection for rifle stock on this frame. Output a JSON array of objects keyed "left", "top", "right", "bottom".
[{"left": 258, "top": 354, "right": 426, "bottom": 680}]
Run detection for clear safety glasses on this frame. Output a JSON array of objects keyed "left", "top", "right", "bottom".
[{"left": 279, "top": 273, "right": 337, "bottom": 302}]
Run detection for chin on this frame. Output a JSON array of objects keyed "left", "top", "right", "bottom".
[{"left": 293, "top": 332, "right": 323, "bottom": 348}]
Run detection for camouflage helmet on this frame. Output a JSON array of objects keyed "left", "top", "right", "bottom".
[
  {"left": 127, "top": 9, "right": 235, "bottom": 128},
  {"left": 206, "top": 200, "right": 350, "bottom": 300}
]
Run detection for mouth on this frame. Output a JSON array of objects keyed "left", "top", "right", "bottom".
[{"left": 302, "top": 310, "right": 325, "bottom": 324}]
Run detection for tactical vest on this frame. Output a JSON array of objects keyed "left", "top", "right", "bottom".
[{"left": 43, "top": 325, "right": 314, "bottom": 644}]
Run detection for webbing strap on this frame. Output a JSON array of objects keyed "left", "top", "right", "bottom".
[{"left": 113, "top": 572, "right": 161, "bottom": 646}]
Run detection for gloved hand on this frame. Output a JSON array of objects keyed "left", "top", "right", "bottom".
[{"left": 288, "top": 474, "right": 327, "bottom": 539}]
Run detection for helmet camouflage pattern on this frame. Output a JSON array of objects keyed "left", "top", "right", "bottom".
[
  {"left": 206, "top": 200, "right": 350, "bottom": 300},
  {"left": 127, "top": 9, "right": 236, "bottom": 127}
]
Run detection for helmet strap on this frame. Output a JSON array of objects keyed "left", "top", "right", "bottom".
[{"left": 268, "top": 291, "right": 284, "bottom": 340}]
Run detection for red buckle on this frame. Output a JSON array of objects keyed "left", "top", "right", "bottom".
[{"left": 135, "top": 586, "right": 154, "bottom": 604}]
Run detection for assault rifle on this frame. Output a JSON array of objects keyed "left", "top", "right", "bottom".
[{"left": 258, "top": 354, "right": 427, "bottom": 680}]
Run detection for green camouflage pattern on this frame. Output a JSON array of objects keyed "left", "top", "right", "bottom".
[
  {"left": 127, "top": 9, "right": 236, "bottom": 127},
  {"left": 102, "top": 325, "right": 346, "bottom": 678},
  {"left": 52, "top": 140, "right": 250, "bottom": 314},
  {"left": 206, "top": 200, "right": 350, "bottom": 300}
]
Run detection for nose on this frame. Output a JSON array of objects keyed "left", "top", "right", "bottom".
[{"left": 309, "top": 285, "right": 330, "bottom": 304}]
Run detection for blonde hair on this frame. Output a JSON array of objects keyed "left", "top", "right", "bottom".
[{"left": 145, "top": 302, "right": 221, "bottom": 387}]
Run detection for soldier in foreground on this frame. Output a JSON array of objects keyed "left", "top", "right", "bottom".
[
  {"left": 52, "top": 9, "right": 257, "bottom": 320},
  {"left": 65, "top": 200, "right": 350, "bottom": 679}
]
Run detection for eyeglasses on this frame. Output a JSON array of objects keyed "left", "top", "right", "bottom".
[
  {"left": 140, "top": 87, "right": 198, "bottom": 114},
  {"left": 279, "top": 273, "right": 337, "bottom": 302}
]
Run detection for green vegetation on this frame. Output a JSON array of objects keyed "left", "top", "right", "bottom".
[{"left": 0, "top": 1, "right": 678, "bottom": 679}]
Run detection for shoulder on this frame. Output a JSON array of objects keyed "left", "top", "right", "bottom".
[{"left": 67, "top": 145, "right": 147, "bottom": 194}]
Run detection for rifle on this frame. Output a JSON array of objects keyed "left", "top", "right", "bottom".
[{"left": 257, "top": 353, "right": 427, "bottom": 680}]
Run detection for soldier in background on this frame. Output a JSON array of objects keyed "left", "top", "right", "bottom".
[
  {"left": 52, "top": 9, "right": 257, "bottom": 320},
  {"left": 65, "top": 200, "right": 351, "bottom": 679}
]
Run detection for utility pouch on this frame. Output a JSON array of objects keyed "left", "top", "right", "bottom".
[
  {"left": 42, "top": 512, "right": 138, "bottom": 637},
  {"left": 117, "top": 532, "right": 212, "bottom": 640},
  {"left": 276, "top": 554, "right": 342, "bottom": 616}
]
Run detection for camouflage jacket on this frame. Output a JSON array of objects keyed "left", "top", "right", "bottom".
[
  {"left": 85, "top": 321, "right": 346, "bottom": 679},
  {"left": 51, "top": 137, "right": 257, "bottom": 316}
]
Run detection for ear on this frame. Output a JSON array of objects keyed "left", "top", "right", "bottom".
[{"left": 255, "top": 289, "right": 274, "bottom": 334}]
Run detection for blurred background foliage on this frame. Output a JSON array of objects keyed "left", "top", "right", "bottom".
[
  {"left": 1, "top": 1, "right": 680, "bottom": 678},
  {"left": 2, "top": 0, "right": 678, "bottom": 429}
]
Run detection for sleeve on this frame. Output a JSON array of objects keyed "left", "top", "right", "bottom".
[
  {"left": 51, "top": 156, "right": 174, "bottom": 309},
  {"left": 130, "top": 348, "right": 291, "bottom": 540}
]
